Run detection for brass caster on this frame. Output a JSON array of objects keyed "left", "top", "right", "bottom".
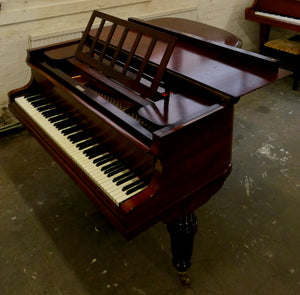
[{"left": 178, "top": 271, "right": 191, "bottom": 286}]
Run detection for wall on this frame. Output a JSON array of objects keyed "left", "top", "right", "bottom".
[
  {"left": 0, "top": 0, "right": 294, "bottom": 125},
  {"left": 197, "top": 0, "right": 255, "bottom": 48}
]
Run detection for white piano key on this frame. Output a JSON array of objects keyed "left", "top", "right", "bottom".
[
  {"left": 255, "top": 11, "right": 300, "bottom": 26},
  {"left": 15, "top": 95, "right": 148, "bottom": 206}
]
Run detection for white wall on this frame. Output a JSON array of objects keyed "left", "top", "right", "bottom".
[
  {"left": 0, "top": 0, "right": 295, "bottom": 124},
  {"left": 197, "top": 0, "right": 256, "bottom": 49}
]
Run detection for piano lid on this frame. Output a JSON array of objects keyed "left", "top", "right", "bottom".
[
  {"left": 128, "top": 17, "right": 290, "bottom": 100},
  {"left": 44, "top": 12, "right": 290, "bottom": 101},
  {"left": 75, "top": 11, "right": 177, "bottom": 100}
]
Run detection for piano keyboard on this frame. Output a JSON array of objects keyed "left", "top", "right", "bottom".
[
  {"left": 15, "top": 94, "right": 149, "bottom": 206},
  {"left": 255, "top": 11, "right": 300, "bottom": 26}
]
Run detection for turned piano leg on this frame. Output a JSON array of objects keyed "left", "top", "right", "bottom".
[{"left": 167, "top": 212, "right": 198, "bottom": 285}]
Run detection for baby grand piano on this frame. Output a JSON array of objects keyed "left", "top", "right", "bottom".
[
  {"left": 8, "top": 11, "right": 288, "bottom": 281},
  {"left": 245, "top": 0, "right": 300, "bottom": 51}
]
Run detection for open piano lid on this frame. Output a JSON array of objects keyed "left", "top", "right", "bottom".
[
  {"left": 74, "top": 11, "right": 177, "bottom": 100},
  {"left": 44, "top": 10, "right": 290, "bottom": 103}
]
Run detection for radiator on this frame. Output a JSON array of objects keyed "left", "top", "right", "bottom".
[
  {"left": 28, "top": 9, "right": 197, "bottom": 48},
  {"left": 28, "top": 28, "right": 84, "bottom": 49}
]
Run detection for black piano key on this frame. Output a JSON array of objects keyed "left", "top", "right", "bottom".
[
  {"left": 102, "top": 161, "right": 124, "bottom": 173},
  {"left": 26, "top": 94, "right": 42, "bottom": 102},
  {"left": 75, "top": 138, "right": 93, "bottom": 150},
  {"left": 106, "top": 162, "right": 126, "bottom": 174},
  {"left": 55, "top": 118, "right": 80, "bottom": 130},
  {"left": 61, "top": 125, "right": 83, "bottom": 135},
  {"left": 84, "top": 147, "right": 108, "bottom": 161},
  {"left": 31, "top": 98, "right": 52, "bottom": 107},
  {"left": 36, "top": 104, "right": 55, "bottom": 112},
  {"left": 54, "top": 118, "right": 72, "bottom": 129},
  {"left": 67, "top": 132, "right": 85, "bottom": 143},
  {"left": 122, "top": 179, "right": 143, "bottom": 192},
  {"left": 126, "top": 182, "right": 146, "bottom": 195},
  {"left": 106, "top": 165, "right": 127, "bottom": 177},
  {"left": 48, "top": 114, "right": 69, "bottom": 123},
  {"left": 101, "top": 160, "right": 119, "bottom": 171},
  {"left": 84, "top": 145, "right": 106, "bottom": 159},
  {"left": 68, "top": 130, "right": 92, "bottom": 143},
  {"left": 113, "top": 171, "right": 132, "bottom": 182},
  {"left": 42, "top": 108, "right": 63, "bottom": 118},
  {"left": 115, "top": 173, "right": 136, "bottom": 185},
  {"left": 93, "top": 153, "right": 111, "bottom": 164},
  {"left": 75, "top": 134, "right": 93, "bottom": 144},
  {"left": 94, "top": 154, "right": 115, "bottom": 166},
  {"left": 76, "top": 138, "right": 98, "bottom": 150},
  {"left": 27, "top": 98, "right": 45, "bottom": 105}
]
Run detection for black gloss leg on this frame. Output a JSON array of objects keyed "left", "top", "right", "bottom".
[{"left": 167, "top": 212, "right": 198, "bottom": 285}]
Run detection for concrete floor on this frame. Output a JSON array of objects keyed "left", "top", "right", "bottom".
[{"left": 0, "top": 76, "right": 299, "bottom": 295}]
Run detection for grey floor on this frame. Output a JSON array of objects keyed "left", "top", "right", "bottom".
[{"left": 0, "top": 76, "right": 299, "bottom": 295}]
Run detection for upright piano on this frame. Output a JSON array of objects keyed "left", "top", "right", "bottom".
[
  {"left": 8, "top": 11, "right": 287, "bottom": 280},
  {"left": 245, "top": 0, "right": 300, "bottom": 50}
]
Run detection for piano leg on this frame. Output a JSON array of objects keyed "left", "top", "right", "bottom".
[
  {"left": 167, "top": 212, "right": 198, "bottom": 285},
  {"left": 259, "top": 23, "right": 271, "bottom": 52}
]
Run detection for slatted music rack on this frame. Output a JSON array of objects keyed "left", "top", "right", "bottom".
[{"left": 75, "top": 11, "right": 177, "bottom": 99}]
